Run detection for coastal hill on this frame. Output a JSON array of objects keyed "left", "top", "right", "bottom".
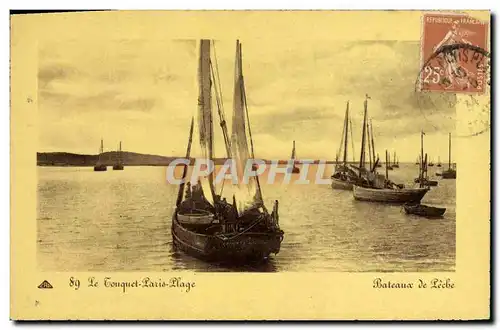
[
  {"left": 37, "top": 151, "right": 337, "bottom": 166},
  {"left": 37, "top": 151, "right": 179, "bottom": 167}
]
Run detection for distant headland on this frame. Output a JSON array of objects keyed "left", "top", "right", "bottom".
[{"left": 37, "top": 151, "right": 340, "bottom": 167}]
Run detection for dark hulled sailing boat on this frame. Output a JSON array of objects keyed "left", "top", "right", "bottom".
[
  {"left": 437, "top": 156, "right": 442, "bottom": 167},
  {"left": 352, "top": 95, "right": 429, "bottom": 203},
  {"left": 287, "top": 140, "right": 300, "bottom": 174},
  {"left": 441, "top": 133, "right": 456, "bottom": 179},
  {"left": 414, "top": 131, "right": 438, "bottom": 186},
  {"left": 392, "top": 151, "right": 399, "bottom": 168},
  {"left": 113, "top": 141, "right": 124, "bottom": 170},
  {"left": 171, "top": 40, "right": 283, "bottom": 263},
  {"left": 94, "top": 138, "right": 107, "bottom": 172},
  {"left": 331, "top": 101, "right": 358, "bottom": 190}
]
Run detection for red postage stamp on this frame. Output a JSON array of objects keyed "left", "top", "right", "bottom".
[{"left": 419, "top": 13, "right": 489, "bottom": 93}]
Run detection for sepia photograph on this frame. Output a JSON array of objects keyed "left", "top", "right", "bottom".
[{"left": 11, "top": 9, "right": 491, "bottom": 320}]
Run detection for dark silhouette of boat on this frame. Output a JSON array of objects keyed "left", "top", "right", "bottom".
[
  {"left": 286, "top": 140, "right": 300, "bottom": 174},
  {"left": 392, "top": 151, "right": 399, "bottom": 168},
  {"left": 403, "top": 203, "right": 446, "bottom": 218},
  {"left": 113, "top": 141, "right": 124, "bottom": 171},
  {"left": 414, "top": 132, "right": 438, "bottom": 187},
  {"left": 94, "top": 138, "right": 107, "bottom": 171},
  {"left": 172, "top": 40, "right": 284, "bottom": 263},
  {"left": 352, "top": 95, "right": 428, "bottom": 204},
  {"left": 331, "top": 101, "right": 359, "bottom": 190},
  {"left": 440, "top": 133, "right": 456, "bottom": 179}
]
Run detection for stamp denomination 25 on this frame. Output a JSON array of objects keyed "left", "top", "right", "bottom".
[{"left": 419, "top": 13, "right": 489, "bottom": 93}]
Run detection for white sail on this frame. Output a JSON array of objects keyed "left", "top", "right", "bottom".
[
  {"left": 230, "top": 40, "right": 262, "bottom": 215},
  {"left": 194, "top": 39, "right": 215, "bottom": 205}
]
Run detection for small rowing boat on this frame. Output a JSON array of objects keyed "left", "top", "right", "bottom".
[{"left": 403, "top": 203, "right": 446, "bottom": 218}]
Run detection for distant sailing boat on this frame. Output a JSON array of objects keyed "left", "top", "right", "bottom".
[
  {"left": 331, "top": 101, "right": 358, "bottom": 190},
  {"left": 172, "top": 39, "right": 283, "bottom": 262},
  {"left": 414, "top": 131, "right": 438, "bottom": 186},
  {"left": 437, "top": 156, "right": 442, "bottom": 167},
  {"left": 441, "top": 133, "right": 456, "bottom": 179},
  {"left": 352, "top": 95, "right": 429, "bottom": 204},
  {"left": 386, "top": 152, "right": 393, "bottom": 170},
  {"left": 94, "top": 138, "right": 107, "bottom": 172},
  {"left": 287, "top": 140, "right": 300, "bottom": 174},
  {"left": 428, "top": 157, "right": 435, "bottom": 167},
  {"left": 113, "top": 141, "right": 124, "bottom": 171},
  {"left": 392, "top": 151, "right": 399, "bottom": 168}
]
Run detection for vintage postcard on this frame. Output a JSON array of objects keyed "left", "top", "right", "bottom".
[{"left": 10, "top": 10, "right": 490, "bottom": 320}]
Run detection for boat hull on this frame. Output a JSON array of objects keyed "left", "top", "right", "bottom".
[
  {"left": 404, "top": 204, "right": 446, "bottom": 218},
  {"left": 441, "top": 170, "right": 456, "bottom": 179},
  {"left": 171, "top": 213, "right": 284, "bottom": 262},
  {"left": 112, "top": 164, "right": 124, "bottom": 170},
  {"left": 414, "top": 178, "right": 438, "bottom": 186},
  {"left": 353, "top": 185, "right": 428, "bottom": 204},
  {"left": 94, "top": 165, "right": 107, "bottom": 171},
  {"left": 331, "top": 177, "right": 353, "bottom": 190}
]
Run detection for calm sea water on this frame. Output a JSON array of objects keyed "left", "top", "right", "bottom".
[{"left": 37, "top": 164, "right": 455, "bottom": 272}]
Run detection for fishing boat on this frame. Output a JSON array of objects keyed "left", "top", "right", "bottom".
[
  {"left": 403, "top": 203, "right": 446, "bottom": 218},
  {"left": 437, "top": 157, "right": 442, "bottom": 167},
  {"left": 287, "top": 140, "right": 300, "bottom": 174},
  {"left": 441, "top": 133, "right": 456, "bottom": 179},
  {"left": 352, "top": 95, "right": 428, "bottom": 204},
  {"left": 94, "top": 138, "right": 107, "bottom": 171},
  {"left": 392, "top": 151, "right": 399, "bottom": 168},
  {"left": 331, "top": 101, "right": 358, "bottom": 190},
  {"left": 386, "top": 152, "right": 393, "bottom": 170},
  {"left": 172, "top": 40, "right": 284, "bottom": 263},
  {"left": 112, "top": 141, "right": 124, "bottom": 170},
  {"left": 428, "top": 158, "right": 434, "bottom": 167},
  {"left": 413, "top": 132, "right": 438, "bottom": 186},
  {"left": 414, "top": 154, "right": 438, "bottom": 186},
  {"left": 354, "top": 185, "right": 429, "bottom": 203}
]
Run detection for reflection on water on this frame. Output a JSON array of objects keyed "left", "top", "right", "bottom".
[{"left": 37, "top": 164, "right": 455, "bottom": 272}]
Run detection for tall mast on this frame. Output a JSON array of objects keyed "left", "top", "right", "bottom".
[
  {"left": 385, "top": 150, "right": 389, "bottom": 181},
  {"left": 349, "top": 116, "right": 356, "bottom": 163},
  {"left": 370, "top": 119, "right": 376, "bottom": 165},
  {"left": 176, "top": 118, "right": 195, "bottom": 207},
  {"left": 210, "top": 41, "right": 232, "bottom": 159},
  {"left": 448, "top": 132, "right": 452, "bottom": 170},
  {"left": 197, "top": 39, "right": 216, "bottom": 202},
  {"left": 367, "top": 120, "right": 372, "bottom": 169},
  {"left": 291, "top": 140, "right": 296, "bottom": 161},
  {"left": 424, "top": 153, "right": 428, "bottom": 179},
  {"left": 236, "top": 40, "right": 265, "bottom": 208},
  {"left": 359, "top": 95, "right": 369, "bottom": 175},
  {"left": 420, "top": 131, "right": 424, "bottom": 179},
  {"left": 100, "top": 138, "right": 104, "bottom": 154},
  {"left": 342, "top": 102, "right": 349, "bottom": 167},
  {"left": 119, "top": 141, "right": 122, "bottom": 152}
]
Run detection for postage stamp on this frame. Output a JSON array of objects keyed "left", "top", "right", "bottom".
[{"left": 419, "top": 13, "right": 489, "bottom": 93}]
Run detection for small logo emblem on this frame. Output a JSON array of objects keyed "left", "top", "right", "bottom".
[{"left": 38, "top": 280, "right": 53, "bottom": 289}]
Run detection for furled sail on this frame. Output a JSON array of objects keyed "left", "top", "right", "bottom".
[{"left": 231, "top": 40, "right": 263, "bottom": 215}]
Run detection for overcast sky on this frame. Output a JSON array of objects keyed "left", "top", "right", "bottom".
[{"left": 38, "top": 38, "right": 456, "bottom": 162}]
